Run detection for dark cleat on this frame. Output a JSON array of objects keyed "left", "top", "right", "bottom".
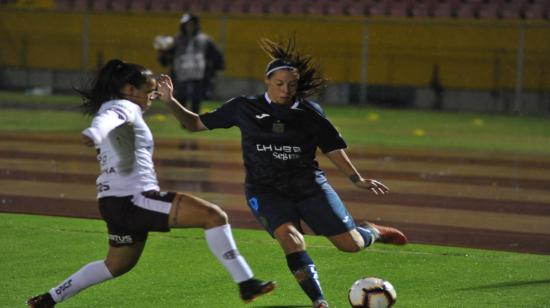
[
  {"left": 362, "top": 222, "right": 408, "bottom": 245},
  {"left": 239, "top": 278, "right": 277, "bottom": 303},
  {"left": 26, "top": 293, "right": 55, "bottom": 308}
]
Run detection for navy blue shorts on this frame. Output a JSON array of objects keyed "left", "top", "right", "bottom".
[
  {"left": 245, "top": 177, "right": 356, "bottom": 237},
  {"left": 98, "top": 191, "right": 175, "bottom": 247}
]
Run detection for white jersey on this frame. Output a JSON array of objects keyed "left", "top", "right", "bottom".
[{"left": 82, "top": 99, "right": 159, "bottom": 198}]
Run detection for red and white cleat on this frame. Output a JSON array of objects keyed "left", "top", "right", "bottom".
[{"left": 363, "top": 222, "right": 408, "bottom": 245}]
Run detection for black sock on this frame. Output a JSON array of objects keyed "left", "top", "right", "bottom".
[
  {"left": 45, "top": 293, "right": 56, "bottom": 305},
  {"left": 286, "top": 251, "right": 324, "bottom": 302}
]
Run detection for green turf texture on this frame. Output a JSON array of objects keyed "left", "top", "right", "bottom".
[
  {"left": 2, "top": 213, "right": 550, "bottom": 308},
  {"left": 1, "top": 90, "right": 549, "bottom": 155}
]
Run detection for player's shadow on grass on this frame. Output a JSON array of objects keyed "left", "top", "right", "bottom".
[{"left": 457, "top": 279, "right": 550, "bottom": 291}]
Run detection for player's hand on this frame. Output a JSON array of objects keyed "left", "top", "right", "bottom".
[
  {"left": 156, "top": 74, "right": 174, "bottom": 103},
  {"left": 354, "top": 178, "right": 389, "bottom": 196},
  {"left": 81, "top": 134, "right": 95, "bottom": 147}
]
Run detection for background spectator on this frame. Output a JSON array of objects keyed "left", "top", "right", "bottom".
[{"left": 154, "top": 13, "right": 225, "bottom": 113}]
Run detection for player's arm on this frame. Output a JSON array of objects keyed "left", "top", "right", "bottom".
[
  {"left": 157, "top": 74, "right": 207, "bottom": 132},
  {"left": 81, "top": 104, "right": 132, "bottom": 147},
  {"left": 325, "top": 149, "right": 389, "bottom": 195}
]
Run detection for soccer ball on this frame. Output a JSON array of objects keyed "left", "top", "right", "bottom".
[{"left": 348, "top": 277, "right": 397, "bottom": 308}]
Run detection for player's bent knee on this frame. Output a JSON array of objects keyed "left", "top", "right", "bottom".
[
  {"left": 275, "top": 224, "right": 305, "bottom": 253},
  {"left": 203, "top": 204, "right": 228, "bottom": 228},
  {"left": 104, "top": 258, "right": 138, "bottom": 277}
]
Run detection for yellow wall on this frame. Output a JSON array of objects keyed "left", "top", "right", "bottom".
[{"left": 0, "top": 9, "right": 549, "bottom": 90}]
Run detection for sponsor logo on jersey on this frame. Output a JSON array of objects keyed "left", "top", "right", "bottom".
[
  {"left": 256, "top": 144, "right": 302, "bottom": 160},
  {"left": 255, "top": 113, "right": 270, "bottom": 119},
  {"left": 272, "top": 121, "right": 285, "bottom": 133},
  {"left": 256, "top": 144, "right": 301, "bottom": 153}
]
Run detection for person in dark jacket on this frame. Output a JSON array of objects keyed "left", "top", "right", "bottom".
[{"left": 155, "top": 13, "right": 224, "bottom": 113}]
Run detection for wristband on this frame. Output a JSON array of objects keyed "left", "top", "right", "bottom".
[{"left": 349, "top": 174, "right": 361, "bottom": 183}]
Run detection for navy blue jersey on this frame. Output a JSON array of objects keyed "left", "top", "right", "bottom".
[{"left": 199, "top": 94, "right": 347, "bottom": 197}]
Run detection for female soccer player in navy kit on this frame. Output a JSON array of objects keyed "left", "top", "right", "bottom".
[
  {"left": 158, "top": 38, "right": 408, "bottom": 308},
  {"left": 26, "top": 59, "right": 275, "bottom": 308}
]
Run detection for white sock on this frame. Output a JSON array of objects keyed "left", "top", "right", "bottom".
[
  {"left": 204, "top": 224, "right": 254, "bottom": 283},
  {"left": 48, "top": 260, "right": 113, "bottom": 303}
]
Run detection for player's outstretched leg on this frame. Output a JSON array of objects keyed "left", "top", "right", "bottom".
[
  {"left": 239, "top": 278, "right": 277, "bottom": 303},
  {"left": 360, "top": 222, "right": 408, "bottom": 245}
]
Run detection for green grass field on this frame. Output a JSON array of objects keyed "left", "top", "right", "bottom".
[
  {"left": 2, "top": 213, "right": 550, "bottom": 308},
  {"left": 1, "top": 90, "right": 549, "bottom": 155}
]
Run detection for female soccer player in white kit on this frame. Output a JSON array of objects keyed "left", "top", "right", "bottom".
[{"left": 26, "top": 59, "right": 275, "bottom": 308}]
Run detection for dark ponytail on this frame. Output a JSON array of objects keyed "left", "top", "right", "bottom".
[
  {"left": 77, "top": 59, "right": 154, "bottom": 115},
  {"left": 259, "top": 36, "right": 327, "bottom": 100}
]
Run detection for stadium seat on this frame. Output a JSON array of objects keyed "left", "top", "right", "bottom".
[
  {"left": 110, "top": 0, "right": 129, "bottom": 11},
  {"left": 524, "top": 1, "right": 547, "bottom": 19},
  {"left": 91, "top": 0, "right": 108, "bottom": 11},
  {"left": 161, "top": 0, "right": 182, "bottom": 12},
  {"left": 70, "top": 0, "right": 89, "bottom": 10},
  {"left": 433, "top": 1, "right": 453, "bottom": 18},
  {"left": 207, "top": 0, "right": 227, "bottom": 13},
  {"left": 500, "top": 2, "right": 523, "bottom": 19},
  {"left": 149, "top": 0, "right": 167, "bottom": 11},
  {"left": 205, "top": 0, "right": 226, "bottom": 13},
  {"left": 368, "top": 0, "right": 391, "bottom": 16},
  {"left": 266, "top": 0, "right": 288, "bottom": 14},
  {"left": 129, "top": 0, "right": 149, "bottom": 12},
  {"left": 186, "top": 1, "right": 205, "bottom": 13},
  {"left": 455, "top": 2, "right": 475, "bottom": 18},
  {"left": 151, "top": 0, "right": 167, "bottom": 12},
  {"left": 346, "top": 1, "right": 368, "bottom": 16},
  {"left": 287, "top": 1, "right": 306, "bottom": 15},
  {"left": 389, "top": 0, "right": 412, "bottom": 17},
  {"left": 325, "top": 0, "right": 347, "bottom": 15},
  {"left": 248, "top": 0, "right": 267, "bottom": 14},
  {"left": 411, "top": 0, "right": 435, "bottom": 17},
  {"left": 54, "top": 0, "right": 74, "bottom": 10},
  {"left": 478, "top": 2, "right": 499, "bottom": 19},
  {"left": 226, "top": 0, "right": 247, "bottom": 14},
  {"left": 304, "top": 0, "right": 327, "bottom": 15}
]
